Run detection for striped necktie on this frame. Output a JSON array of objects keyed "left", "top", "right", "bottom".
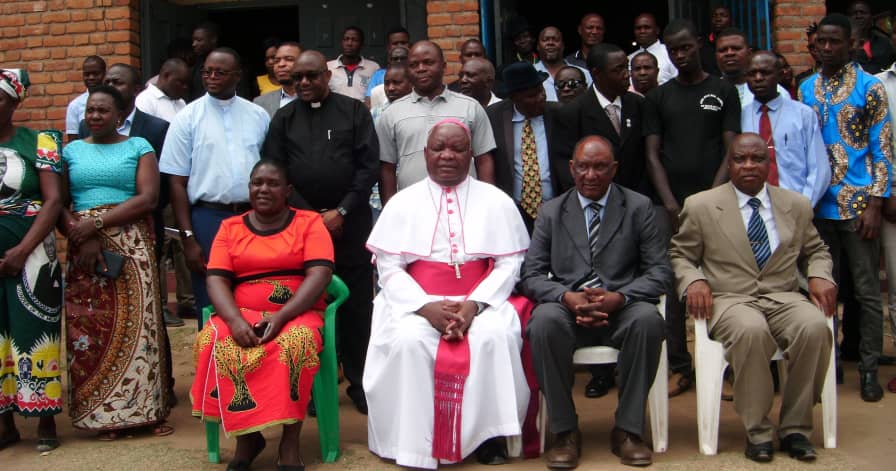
[
  {"left": 580, "top": 202, "right": 604, "bottom": 289},
  {"left": 747, "top": 197, "right": 771, "bottom": 270}
]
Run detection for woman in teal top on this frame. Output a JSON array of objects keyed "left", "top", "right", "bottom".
[
  {"left": 0, "top": 69, "right": 64, "bottom": 453},
  {"left": 59, "top": 85, "right": 171, "bottom": 439}
]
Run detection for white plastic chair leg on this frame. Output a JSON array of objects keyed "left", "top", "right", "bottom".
[
  {"left": 822, "top": 316, "right": 837, "bottom": 448},
  {"left": 648, "top": 338, "right": 668, "bottom": 452},
  {"left": 538, "top": 392, "right": 548, "bottom": 453},
  {"left": 694, "top": 318, "right": 727, "bottom": 455}
]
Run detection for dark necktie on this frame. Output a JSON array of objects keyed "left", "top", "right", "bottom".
[
  {"left": 580, "top": 202, "right": 604, "bottom": 289},
  {"left": 747, "top": 197, "right": 771, "bottom": 270},
  {"left": 759, "top": 104, "right": 779, "bottom": 186}
]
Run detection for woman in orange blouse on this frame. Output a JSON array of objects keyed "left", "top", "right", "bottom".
[{"left": 191, "top": 159, "right": 334, "bottom": 471}]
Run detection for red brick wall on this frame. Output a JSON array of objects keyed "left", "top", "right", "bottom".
[
  {"left": 773, "top": 0, "right": 826, "bottom": 76},
  {"left": 0, "top": 0, "right": 140, "bottom": 132},
  {"left": 427, "top": 0, "right": 481, "bottom": 80}
]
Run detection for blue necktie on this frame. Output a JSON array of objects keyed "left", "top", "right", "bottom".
[
  {"left": 580, "top": 202, "right": 603, "bottom": 289},
  {"left": 747, "top": 197, "right": 771, "bottom": 270}
]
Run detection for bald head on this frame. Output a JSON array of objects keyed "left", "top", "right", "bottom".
[
  {"left": 408, "top": 40, "right": 446, "bottom": 97},
  {"left": 571, "top": 136, "right": 617, "bottom": 200},
  {"left": 728, "top": 133, "right": 770, "bottom": 195},
  {"left": 157, "top": 58, "right": 190, "bottom": 99},
  {"left": 460, "top": 39, "right": 486, "bottom": 65},
  {"left": 294, "top": 50, "right": 331, "bottom": 102},
  {"left": 458, "top": 57, "right": 495, "bottom": 106}
]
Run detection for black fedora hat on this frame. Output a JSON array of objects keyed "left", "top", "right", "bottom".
[{"left": 501, "top": 61, "right": 549, "bottom": 95}]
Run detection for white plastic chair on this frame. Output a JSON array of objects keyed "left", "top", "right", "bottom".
[
  {"left": 535, "top": 299, "right": 669, "bottom": 454},
  {"left": 694, "top": 316, "right": 837, "bottom": 455}
]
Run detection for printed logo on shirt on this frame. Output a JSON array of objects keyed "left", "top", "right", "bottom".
[{"left": 699, "top": 94, "right": 724, "bottom": 112}]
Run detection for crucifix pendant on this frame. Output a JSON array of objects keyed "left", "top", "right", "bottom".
[{"left": 452, "top": 261, "right": 462, "bottom": 279}]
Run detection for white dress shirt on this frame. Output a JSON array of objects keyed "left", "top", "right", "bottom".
[
  {"left": 734, "top": 184, "right": 780, "bottom": 254},
  {"left": 159, "top": 93, "right": 270, "bottom": 204},
  {"left": 135, "top": 83, "right": 186, "bottom": 122},
  {"left": 628, "top": 40, "right": 678, "bottom": 85},
  {"left": 65, "top": 91, "right": 88, "bottom": 134}
]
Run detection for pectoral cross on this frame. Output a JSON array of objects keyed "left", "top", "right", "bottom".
[{"left": 452, "top": 261, "right": 462, "bottom": 279}]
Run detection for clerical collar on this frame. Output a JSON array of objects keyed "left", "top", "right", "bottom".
[{"left": 208, "top": 93, "right": 237, "bottom": 107}]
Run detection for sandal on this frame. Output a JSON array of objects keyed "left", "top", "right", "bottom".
[
  {"left": 152, "top": 423, "right": 175, "bottom": 437},
  {"left": 36, "top": 437, "right": 60, "bottom": 452},
  {"left": 97, "top": 431, "right": 119, "bottom": 441},
  {"left": 0, "top": 430, "right": 21, "bottom": 450}
]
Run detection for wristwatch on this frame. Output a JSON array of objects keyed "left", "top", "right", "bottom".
[
  {"left": 179, "top": 229, "right": 195, "bottom": 239},
  {"left": 474, "top": 301, "right": 488, "bottom": 315},
  {"left": 93, "top": 217, "right": 104, "bottom": 230},
  {"left": 336, "top": 206, "right": 348, "bottom": 217}
]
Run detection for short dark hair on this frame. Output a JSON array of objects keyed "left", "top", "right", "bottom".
[
  {"left": 344, "top": 25, "right": 365, "bottom": 43},
  {"left": 89, "top": 85, "right": 127, "bottom": 113},
  {"left": 631, "top": 51, "right": 659, "bottom": 67},
  {"left": 818, "top": 13, "right": 852, "bottom": 39},
  {"left": 262, "top": 37, "right": 281, "bottom": 51},
  {"left": 108, "top": 63, "right": 142, "bottom": 86},
  {"left": 160, "top": 58, "right": 189, "bottom": 75},
  {"left": 806, "top": 22, "right": 818, "bottom": 38},
  {"left": 664, "top": 19, "right": 698, "bottom": 41},
  {"left": 587, "top": 43, "right": 624, "bottom": 72},
  {"left": 194, "top": 21, "right": 220, "bottom": 40},
  {"left": 250, "top": 158, "right": 290, "bottom": 181},
  {"left": 84, "top": 55, "right": 106, "bottom": 70},
  {"left": 278, "top": 41, "right": 302, "bottom": 51},
  {"left": 209, "top": 47, "right": 242, "bottom": 65},
  {"left": 387, "top": 26, "right": 409, "bottom": 39},
  {"left": 715, "top": 27, "right": 749, "bottom": 44},
  {"left": 557, "top": 65, "right": 587, "bottom": 82}
]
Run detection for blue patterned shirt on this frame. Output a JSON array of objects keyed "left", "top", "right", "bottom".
[{"left": 799, "top": 62, "right": 893, "bottom": 220}]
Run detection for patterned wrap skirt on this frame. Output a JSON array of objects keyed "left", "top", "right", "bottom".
[
  {"left": 65, "top": 207, "right": 169, "bottom": 430},
  {"left": 191, "top": 276, "right": 323, "bottom": 436},
  {"left": 0, "top": 217, "right": 63, "bottom": 417}
]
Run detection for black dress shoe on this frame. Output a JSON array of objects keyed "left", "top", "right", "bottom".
[
  {"left": 475, "top": 437, "right": 508, "bottom": 465},
  {"left": 347, "top": 388, "right": 368, "bottom": 415},
  {"left": 835, "top": 365, "right": 844, "bottom": 385},
  {"left": 585, "top": 374, "right": 613, "bottom": 398},
  {"left": 860, "top": 371, "right": 884, "bottom": 402},
  {"left": 744, "top": 440, "right": 774, "bottom": 463},
  {"left": 780, "top": 433, "right": 817, "bottom": 461}
]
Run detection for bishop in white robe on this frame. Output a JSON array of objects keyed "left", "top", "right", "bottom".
[{"left": 364, "top": 119, "right": 531, "bottom": 469}]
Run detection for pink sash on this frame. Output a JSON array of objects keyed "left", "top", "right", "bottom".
[{"left": 406, "top": 259, "right": 540, "bottom": 461}]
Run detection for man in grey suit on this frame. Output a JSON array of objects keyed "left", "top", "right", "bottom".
[
  {"left": 254, "top": 41, "right": 301, "bottom": 117},
  {"left": 522, "top": 135, "right": 670, "bottom": 468}
]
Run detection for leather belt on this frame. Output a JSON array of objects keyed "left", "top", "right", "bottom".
[{"left": 194, "top": 200, "right": 252, "bottom": 213}]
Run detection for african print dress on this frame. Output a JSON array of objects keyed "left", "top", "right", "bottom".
[
  {"left": 63, "top": 137, "right": 170, "bottom": 430},
  {"left": 0, "top": 128, "right": 64, "bottom": 417},
  {"left": 191, "top": 209, "right": 334, "bottom": 435}
]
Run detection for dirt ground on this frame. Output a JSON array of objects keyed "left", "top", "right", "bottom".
[{"left": 4, "top": 313, "right": 896, "bottom": 470}]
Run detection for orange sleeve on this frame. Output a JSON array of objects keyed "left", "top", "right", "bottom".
[
  {"left": 302, "top": 212, "right": 335, "bottom": 269},
  {"left": 206, "top": 219, "right": 235, "bottom": 277}
]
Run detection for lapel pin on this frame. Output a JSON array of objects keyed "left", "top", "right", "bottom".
[{"left": 625, "top": 118, "right": 631, "bottom": 128}]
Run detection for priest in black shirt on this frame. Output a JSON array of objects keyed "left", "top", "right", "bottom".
[{"left": 262, "top": 50, "right": 380, "bottom": 414}]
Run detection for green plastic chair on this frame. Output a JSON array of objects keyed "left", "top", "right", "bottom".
[{"left": 201, "top": 275, "right": 349, "bottom": 464}]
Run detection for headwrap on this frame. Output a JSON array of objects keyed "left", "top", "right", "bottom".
[{"left": 0, "top": 69, "right": 29, "bottom": 102}]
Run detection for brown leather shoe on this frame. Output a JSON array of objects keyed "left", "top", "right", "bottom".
[
  {"left": 545, "top": 429, "right": 581, "bottom": 469},
  {"left": 667, "top": 371, "right": 691, "bottom": 397},
  {"left": 610, "top": 428, "right": 652, "bottom": 467}
]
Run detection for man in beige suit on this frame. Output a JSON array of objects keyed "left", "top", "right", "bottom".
[{"left": 669, "top": 133, "right": 836, "bottom": 463}]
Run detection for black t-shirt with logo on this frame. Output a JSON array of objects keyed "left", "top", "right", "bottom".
[{"left": 644, "top": 75, "right": 741, "bottom": 205}]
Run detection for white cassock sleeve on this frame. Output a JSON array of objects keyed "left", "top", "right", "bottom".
[
  {"left": 466, "top": 251, "right": 525, "bottom": 308},
  {"left": 375, "top": 250, "right": 431, "bottom": 316}
]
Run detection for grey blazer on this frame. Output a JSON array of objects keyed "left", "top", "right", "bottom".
[
  {"left": 520, "top": 184, "right": 672, "bottom": 304},
  {"left": 253, "top": 90, "right": 281, "bottom": 118}
]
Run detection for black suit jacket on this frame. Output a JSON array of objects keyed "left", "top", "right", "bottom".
[
  {"left": 486, "top": 99, "right": 563, "bottom": 230},
  {"left": 79, "top": 108, "right": 171, "bottom": 237},
  {"left": 551, "top": 90, "right": 652, "bottom": 199}
]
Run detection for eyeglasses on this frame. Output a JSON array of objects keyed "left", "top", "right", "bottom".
[
  {"left": 291, "top": 71, "right": 322, "bottom": 82},
  {"left": 555, "top": 79, "right": 584, "bottom": 90},
  {"left": 200, "top": 68, "right": 235, "bottom": 78}
]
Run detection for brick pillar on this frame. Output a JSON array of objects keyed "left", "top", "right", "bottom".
[
  {"left": 0, "top": 0, "right": 141, "bottom": 132},
  {"left": 773, "top": 0, "right": 826, "bottom": 77},
  {"left": 427, "top": 0, "right": 481, "bottom": 81}
]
